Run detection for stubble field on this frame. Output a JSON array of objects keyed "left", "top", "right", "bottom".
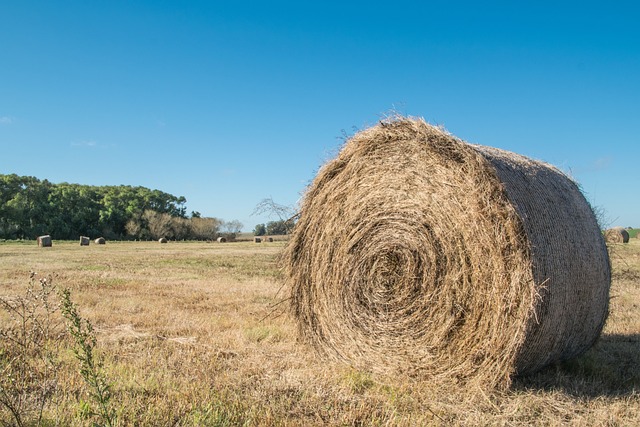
[{"left": 0, "top": 239, "right": 638, "bottom": 426}]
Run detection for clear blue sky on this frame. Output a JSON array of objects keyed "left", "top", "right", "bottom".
[{"left": 1, "top": 1, "right": 638, "bottom": 230}]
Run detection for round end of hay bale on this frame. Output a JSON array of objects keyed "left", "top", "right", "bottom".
[
  {"left": 37, "top": 235, "right": 52, "bottom": 247},
  {"left": 80, "top": 236, "right": 90, "bottom": 246},
  {"left": 604, "top": 227, "right": 630, "bottom": 244},
  {"left": 254, "top": 237, "right": 262, "bottom": 243},
  {"left": 283, "top": 117, "right": 610, "bottom": 388}
]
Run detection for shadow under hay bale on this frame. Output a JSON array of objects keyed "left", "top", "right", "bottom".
[
  {"left": 604, "top": 227, "right": 630, "bottom": 244},
  {"left": 283, "top": 116, "right": 611, "bottom": 390},
  {"left": 80, "top": 236, "right": 90, "bottom": 246},
  {"left": 95, "top": 237, "right": 106, "bottom": 244},
  {"left": 37, "top": 235, "right": 52, "bottom": 247}
]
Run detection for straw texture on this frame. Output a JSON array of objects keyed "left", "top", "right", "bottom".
[{"left": 283, "top": 117, "right": 611, "bottom": 389}]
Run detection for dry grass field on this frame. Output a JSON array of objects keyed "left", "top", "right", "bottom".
[{"left": 0, "top": 239, "right": 638, "bottom": 426}]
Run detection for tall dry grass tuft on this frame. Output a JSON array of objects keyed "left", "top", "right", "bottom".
[{"left": 0, "top": 273, "right": 63, "bottom": 426}]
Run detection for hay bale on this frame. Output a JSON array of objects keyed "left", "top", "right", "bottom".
[
  {"left": 283, "top": 116, "right": 611, "bottom": 389},
  {"left": 95, "top": 237, "right": 106, "bottom": 244},
  {"left": 159, "top": 237, "right": 168, "bottom": 244},
  {"left": 217, "top": 237, "right": 227, "bottom": 243},
  {"left": 80, "top": 236, "right": 90, "bottom": 246},
  {"left": 37, "top": 235, "right": 52, "bottom": 247},
  {"left": 254, "top": 237, "right": 262, "bottom": 243},
  {"left": 604, "top": 227, "right": 630, "bottom": 244}
]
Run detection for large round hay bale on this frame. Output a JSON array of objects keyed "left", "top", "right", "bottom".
[
  {"left": 604, "top": 227, "right": 630, "bottom": 244},
  {"left": 94, "top": 237, "right": 106, "bottom": 244},
  {"left": 37, "top": 235, "right": 52, "bottom": 247},
  {"left": 80, "top": 236, "right": 90, "bottom": 246},
  {"left": 283, "top": 117, "right": 611, "bottom": 389},
  {"left": 217, "top": 236, "right": 227, "bottom": 243},
  {"left": 159, "top": 237, "right": 168, "bottom": 244}
]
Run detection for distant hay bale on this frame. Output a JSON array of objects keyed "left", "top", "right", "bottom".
[
  {"left": 80, "top": 236, "right": 90, "bottom": 246},
  {"left": 159, "top": 237, "right": 168, "bottom": 244},
  {"left": 266, "top": 237, "right": 274, "bottom": 242},
  {"left": 604, "top": 227, "right": 630, "bottom": 244},
  {"left": 254, "top": 237, "right": 262, "bottom": 243},
  {"left": 37, "top": 235, "right": 52, "bottom": 247},
  {"left": 283, "top": 116, "right": 611, "bottom": 390},
  {"left": 95, "top": 237, "right": 106, "bottom": 244},
  {"left": 217, "top": 237, "right": 227, "bottom": 243}
]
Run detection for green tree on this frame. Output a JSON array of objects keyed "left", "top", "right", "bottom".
[
  {"left": 47, "top": 183, "right": 102, "bottom": 239},
  {"left": 266, "top": 220, "right": 290, "bottom": 236},
  {"left": 0, "top": 175, "right": 51, "bottom": 239},
  {"left": 0, "top": 174, "right": 190, "bottom": 240},
  {"left": 253, "top": 223, "right": 266, "bottom": 236}
]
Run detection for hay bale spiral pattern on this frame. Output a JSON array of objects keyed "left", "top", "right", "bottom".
[{"left": 283, "top": 117, "right": 610, "bottom": 388}]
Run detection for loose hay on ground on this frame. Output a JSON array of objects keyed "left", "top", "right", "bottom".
[{"left": 283, "top": 116, "right": 611, "bottom": 390}]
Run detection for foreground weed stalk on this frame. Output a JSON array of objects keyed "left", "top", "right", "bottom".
[
  {"left": 0, "top": 272, "right": 62, "bottom": 427},
  {"left": 60, "top": 288, "right": 116, "bottom": 427}
]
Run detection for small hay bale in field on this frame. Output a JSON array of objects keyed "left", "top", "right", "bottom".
[
  {"left": 283, "top": 116, "right": 611, "bottom": 390},
  {"left": 159, "top": 237, "right": 168, "bottom": 244},
  {"left": 604, "top": 227, "right": 630, "bottom": 244},
  {"left": 217, "top": 236, "right": 227, "bottom": 243},
  {"left": 80, "top": 236, "right": 90, "bottom": 246},
  {"left": 95, "top": 237, "right": 106, "bottom": 244},
  {"left": 254, "top": 237, "right": 262, "bottom": 243},
  {"left": 37, "top": 235, "right": 52, "bottom": 247},
  {"left": 266, "top": 237, "right": 274, "bottom": 242}
]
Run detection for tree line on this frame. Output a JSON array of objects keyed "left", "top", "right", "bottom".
[{"left": 0, "top": 174, "right": 241, "bottom": 241}]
